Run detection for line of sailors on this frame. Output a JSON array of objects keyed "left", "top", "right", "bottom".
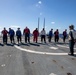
[{"left": 1, "top": 27, "right": 67, "bottom": 44}]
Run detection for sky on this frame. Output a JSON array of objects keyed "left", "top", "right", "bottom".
[{"left": 0, "top": 0, "right": 76, "bottom": 33}]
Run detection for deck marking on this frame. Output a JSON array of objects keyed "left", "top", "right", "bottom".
[
  {"left": 14, "top": 45, "right": 76, "bottom": 55},
  {"left": 49, "top": 47, "right": 58, "bottom": 50},
  {"left": 57, "top": 45, "right": 76, "bottom": 49},
  {"left": 1, "top": 64, "right": 5, "bottom": 67},
  {"left": 49, "top": 73, "right": 57, "bottom": 75}
]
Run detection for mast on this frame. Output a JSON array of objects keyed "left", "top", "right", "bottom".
[
  {"left": 43, "top": 18, "right": 45, "bottom": 29},
  {"left": 38, "top": 17, "right": 40, "bottom": 32}
]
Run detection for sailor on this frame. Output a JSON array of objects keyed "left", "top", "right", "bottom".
[
  {"left": 48, "top": 29, "right": 53, "bottom": 42},
  {"left": 9, "top": 28, "right": 15, "bottom": 44},
  {"left": 23, "top": 27, "right": 30, "bottom": 43},
  {"left": 63, "top": 29, "right": 67, "bottom": 43},
  {"left": 40, "top": 28, "right": 46, "bottom": 43},
  {"left": 68, "top": 25, "right": 75, "bottom": 56},
  {"left": 33, "top": 28, "right": 39, "bottom": 43},
  {"left": 16, "top": 28, "right": 22, "bottom": 44},
  {"left": 54, "top": 29, "right": 59, "bottom": 42},
  {"left": 1, "top": 27, "right": 8, "bottom": 44}
]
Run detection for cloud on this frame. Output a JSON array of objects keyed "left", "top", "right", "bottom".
[
  {"left": 36, "top": 4, "right": 40, "bottom": 8},
  {"left": 51, "top": 22, "right": 55, "bottom": 24},
  {"left": 57, "top": 27, "right": 61, "bottom": 29},
  {"left": 38, "top": 1, "right": 42, "bottom": 4},
  {"left": 10, "top": 25, "right": 20, "bottom": 28},
  {"left": 36, "top": 1, "right": 42, "bottom": 8},
  {"left": 0, "top": 27, "right": 2, "bottom": 31},
  {"left": 40, "top": 12, "right": 42, "bottom": 15},
  {"left": 9, "top": 25, "right": 21, "bottom": 31}
]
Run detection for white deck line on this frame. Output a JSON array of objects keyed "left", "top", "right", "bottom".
[
  {"left": 57, "top": 45, "right": 76, "bottom": 49},
  {"left": 14, "top": 45, "right": 76, "bottom": 55}
]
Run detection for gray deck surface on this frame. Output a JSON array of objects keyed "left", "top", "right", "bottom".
[{"left": 0, "top": 37, "right": 76, "bottom": 75}]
